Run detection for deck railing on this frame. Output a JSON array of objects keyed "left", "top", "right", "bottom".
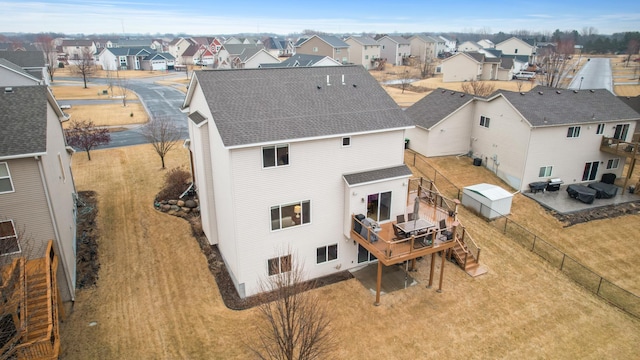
[
  {"left": 0, "top": 257, "right": 26, "bottom": 358},
  {"left": 600, "top": 136, "right": 640, "bottom": 157}
]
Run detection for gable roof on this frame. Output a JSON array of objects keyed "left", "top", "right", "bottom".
[
  {"left": 343, "top": 165, "right": 413, "bottom": 186},
  {"left": 186, "top": 66, "right": 413, "bottom": 147},
  {"left": 618, "top": 96, "right": 640, "bottom": 115},
  {"left": 61, "top": 39, "right": 94, "bottom": 47},
  {"left": 0, "top": 51, "right": 45, "bottom": 68},
  {"left": 0, "top": 86, "right": 57, "bottom": 158},
  {"left": 496, "top": 87, "right": 640, "bottom": 127},
  {"left": 222, "top": 44, "right": 264, "bottom": 56},
  {"left": 346, "top": 36, "right": 379, "bottom": 46},
  {"left": 104, "top": 47, "right": 154, "bottom": 57},
  {"left": 405, "top": 88, "right": 474, "bottom": 129},
  {"left": 496, "top": 37, "right": 534, "bottom": 49},
  {"left": 297, "top": 35, "right": 349, "bottom": 49},
  {"left": 0, "top": 58, "right": 42, "bottom": 83},
  {"left": 260, "top": 54, "right": 340, "bottom": 68},
  {"left": 379, "top": 35, "right": 410, "bottom": 45}
]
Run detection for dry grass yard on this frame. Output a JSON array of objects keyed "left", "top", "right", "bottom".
[
  {"left": 59, "top": 145, "right": 640, "bottom": 359},
  {"left": 62, "top": 103, "right": 148, "bottom": 128},
  {"left": 51, "top": 84, "right": 139, "bottom": 101},
  {"left": 56, "top": 67, "right": 173, "bottom": 79}
]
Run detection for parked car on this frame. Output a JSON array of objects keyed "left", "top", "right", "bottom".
[{"left": 512, "top": 71, "right": 536, "bottom": 80}]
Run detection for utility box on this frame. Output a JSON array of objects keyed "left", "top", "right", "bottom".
[{"left": 462, "top": 183, "right": 513, "bottom": 219}]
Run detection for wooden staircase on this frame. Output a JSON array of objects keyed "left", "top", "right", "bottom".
[
  {"left": 449, "top": 238, "right": 488, "bottom": 277},
  {"left": 0, "top": 240, "right": 61, "bottom": 360}
]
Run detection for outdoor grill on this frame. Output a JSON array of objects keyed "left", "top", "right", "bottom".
[
  {"left": 546, "top": 178, "right": 563, "bottom": 191},
  {"left": 528, "top": 181, "right": 547, "bottom": 194}
]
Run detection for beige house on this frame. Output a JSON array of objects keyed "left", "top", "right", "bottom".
[
  {"left": 439, "top": 52, "right": 514, "bottom": 82},
  {"left": 0, "top": 58, "right": 44, "bottom": 86},
  {"left": 457, "top": 41, "right": 482, "bottom": 52},
  {"left": 182, "top": 66, "right": 414, "bottom": 298},
  {"left": 405, "top": 87, "right": 640, "bottom": 191},
  {"left": 495, "top": 37, "right": 536, "bottom": 61},
  {"left": 377, "top": 35, "right": 411, "bottom": 66},
  {"left": 61, "top": 39, "right": 96, "bottom": 64},
  {"left": 0, "top": 85, "right": 77, "bottom": 302},
  {"left": 345, "top": 36, "right": 381, "bottom": 69},
  {"left": 409, "top": 34, "right": 445, "bottom": 61},
  {"left": 295, "top": 35, "right": 350, "bottom": 64}
]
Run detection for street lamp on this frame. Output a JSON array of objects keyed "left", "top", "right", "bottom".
[{"left": 579, "top": 76, "right": 584, "bottom": 90}]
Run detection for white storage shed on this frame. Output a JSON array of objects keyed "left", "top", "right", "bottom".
[{"left": 461, "top": 183, "right": 513, "bottom": 219}]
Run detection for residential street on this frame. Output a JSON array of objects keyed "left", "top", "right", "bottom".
[
  {"left": 568, "top": 57, "right": 613, "bottom": 92},
  {"left": 55, "top": 74, "right": 189, "bottom": 148}
]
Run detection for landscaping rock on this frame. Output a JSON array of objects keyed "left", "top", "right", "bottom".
[
  {"left": 181, "top": 207, "right": 191, "bottom": 213},
  {"left": 168, "top": 200, "right": 178, "bottom": 205},
  {"left": 177, "top": 200, "right": 185, "bottom": 207},
  {"left": 170, "top": 205, "right": 180, "bottom": 211},
  {"left": 161, "top": 204, "right": 171, "bottom": 211},
  {"left": 185, "top": 199, "right": 197, "bottom": 208}
]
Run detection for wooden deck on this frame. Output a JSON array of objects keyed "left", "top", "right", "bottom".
[{"left": 600, "top": 137, "right": 640, "bottom": 193}]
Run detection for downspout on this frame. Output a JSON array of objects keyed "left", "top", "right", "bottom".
[{"left": 37, "top": 156, "right": 75, "bottom": 301}]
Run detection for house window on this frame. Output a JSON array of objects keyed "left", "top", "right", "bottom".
[
  {"left": 365, "top": 55, "right": 369, "bottom": 60},
  {"left": 367, "top": 191, "right": 391, "bottom": 222},
  {"left": 271, "top": 200, "right": 310, "bottom": 231},
  {"left": 614, "top": 124, "right": 629, "bottom": 140},
  {"left": 316, "top": 244, "right": 338, "bottom": 264},
  {"left": 596, "top": 123, "right": 605, "bottom": 135},
  {"left": 0, "top": 220, "right": 20, "bottom": 255},
  {"left": 58, "top": 153, "right": 66, "bottom": 183},
  {"left": 567, "top": 126, "right": 581, "bottom": 138},
  {"left": 479, "top": 116, "right": 490, "bottom": 128},
  {"left": 382, "top": 45, "right": 385, "bottom": 49},
  {"left": 514, "top": 49, "right": 518, "bottom": 54},
  {"left": 0, "top": 163, "right": 15, "bottom": 194},
  {"left": 312, "top": 47, "right": 318, "bottom": 52},
  {"left": 268, "top": 255, "right": 292, "bottom": 276},
  {"left": 263, "top": 144, "right": 289, "bottom": 168},
  {"left": 539, "top": 166, "right": 553, "bottom": 177},
  {"left": 342, "top": 137, "right": 351, "bottom": 147},
  {"left": 582, "top": 161, "right": 599, "bottom": 181},
  {"left": 607, "top": 158, "right": 620, "bottom": 169}
]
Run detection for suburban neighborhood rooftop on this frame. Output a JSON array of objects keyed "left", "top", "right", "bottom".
[{"left": 0, "top": 86, "right": 50, "bottom": 157}]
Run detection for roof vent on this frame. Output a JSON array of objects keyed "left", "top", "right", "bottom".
[
  {"left": 589, "top": 89, "right": 595, "bottom": 93},
  {"left": 520, "top": 92, "right": 525, "bottom": 96},
  {"left": 556, "top": 90, "right": 562, "bottom": 94},
  {"left": 573, "top": 90, "right": 578, "bottom": 93},
  {"left": 326, "top": 75, "right": 331, "bottom": 86},
  {"left": 4, "top": 87, "right": 13, "bottom": 93},
  {"left": 538, "top": 91, "right": 544, "bottom": 95},
  {"left": 341, "top": 74, "right": 345, "bottom": 85},
  {"left": 352, "top": 84, "right": 357, "bottom": 88},
  {"left": 441, "top": 89, "right": 446, "bottom": 93},
  {"left": 460, "top": 94, "right": 465, "bottom": 97},
  {"left": 317, "top": 85, "right": 321, "bottom": 90}
]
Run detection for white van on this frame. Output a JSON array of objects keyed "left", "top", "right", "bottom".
[{"left": 513, "top": 71, "right": 536, "bottom": 80}]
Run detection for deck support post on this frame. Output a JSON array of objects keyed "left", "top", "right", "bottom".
[
  {"left": 437, "top": 251, "right": 446, "bottom": 293},
  {"left": 374, "top": 260, "right": 382, "bottom": 306},
  {"left": 427, "top": 253, "right": 435, "bottom": 288}
]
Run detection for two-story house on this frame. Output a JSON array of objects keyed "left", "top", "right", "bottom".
[
  {"left": 0, "top": 58, "right": 45, "bottom": 86},
  {"left": 409, "top": 34, "right": 445, "bottom": 61},
  {"left": 345, "top": 36, "right": 381, "bottom": 70},
  {"left": 439, "top": 52, "right": 514, "bottom": 82},
  {"left": 182, "top": 66, "right": 414, "bottom": 298},
  {"left": 495, "top": 37, "right": 537, "bottom": 64},
  {"left": 0, "top": 85, "right": 77, "bottom": 303},
  {"left": 0, "top": 51, "right": 50, "bottom": 85},
  {"left": 405, "top": 87, "right": 640, "bottom": 191},
  {"left": 295, "top": 35, "right": 350, "bottom": 64},
  {"left": 377, "top": 35, "right": 411, "bottom": 66},
  {"left": 61, "top": 39, "right": 97, "bottom": 65}
]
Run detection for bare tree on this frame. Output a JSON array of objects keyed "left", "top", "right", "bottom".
[
  {"left": 36, "top": 35, "right": 58, "bottom": 82},
  {"left": 64, "top": 119, "right": 111, "bottom": 160},
  {"left": 398, "top": 66, "right": 414, "bottom": 94},
  {"left": 73, "top": 47, "right": 96, "bottom": 89},
  {"left": 460, "top": 80, "right": 496, "bottom": 97},
  {"left": 141, "top": 117, "right": 183, "bottom": 169},
  {"left": 538, "top": 39, "right": 574, "bottom": 88},
  {"left": 418, "top": 56, "right": 435, "bottom": 79},
  {"left": 115, "top": 71, "right": 130, "bottom": 107},
  {"left": 625, "top": 39, "right": 640, "bottom": 67},
  {"left": 515, "top": 80, "right": 526, "bottom": 92},
  {"left": 250, "top": 252, "right": 334, "bottom": 360}
]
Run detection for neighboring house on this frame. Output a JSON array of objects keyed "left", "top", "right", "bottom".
[
  {"left": 477, "top": 39, "right": 495, "bottom": 49},
  {"left": 295, "top": 35, "right": 350, "bottom": 64},
  {"left": 216, "top": 44, "right": 267, "bottom": 69},
  {"left": 97, "top": 47, "right": 174, "bottom": 71},
  {"left": 404, "top": 87, "right": 640, "bottom": 191},
  {"left": 263, "top": 37, "right": 295, "bottom": 57},
  {"left": 439, "top": 52, "right": 513, "bottom": 82},
  {"left": 168, "top": 37, "right": 196, "bottom": 64},
  {"left": 409, "top": 34, "right": 445, "bottom": 61},
  {"left": 182, "top": 66, "right": 414, "bottom": 298},
  {"left": 438, "top": 35, "right": 457, "bottom": 53},
  {"left": 117, "top": 39, "right": 152, "bottom": 48},
  {"left": 0, "top": 58, "right": 44, "bottom": 85},
  {"left": 0, "top": 85, "right": 77, "bottom": 303},
  {"left": 259, "top": 54, "right": 341, "bottom": 68},
  {"left": 0, "top": 51, "right": 49, "bottom": 85},
  {"left": 193, "top": 45, "right": 216, "bottom": 66},
  {"left": 61, "top": 39, "right": 97, "bottom": 64},
  {"left": 457, "top": 41, "right": 482, "bottom": 52},
  {"left": 179, "top": 44, "right": 200, "bottom": 66},
  {"left": 495, "top": 37, "right": 537, "bottom": 62},
  {"left": 231, "top": 48, "right": 280, "bottom": 69},
  {"left": 345, "top": 36, "right": 381, "bottom": 70},
  {"left": 377, "top": 35, "right": 411, "bottom": 66}
]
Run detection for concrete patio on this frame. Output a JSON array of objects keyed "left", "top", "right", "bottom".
[{"left": 523, "top": 183, "right": 640, "bottom": 214}]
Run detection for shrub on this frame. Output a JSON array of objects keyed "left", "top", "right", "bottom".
[
  {"left": 156, "top": 167, "right": 191, "bottom": 201},
  {"left": 58, "top": 62, "right": 64, "bottom": 68}
]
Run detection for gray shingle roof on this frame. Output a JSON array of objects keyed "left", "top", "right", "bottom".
[
  {"left": 261, "top": 54, "right": 335, "bottom": 68},
  {"left": 618, "top": 96, "right": 640, "bottom": 115},
  {"left": 381, "top": 36, "right": 410, "bottom": 45},
  {"left": 0, "top": 86, "right": 48, "bottom": 157},
  {"left": 0, "top": 51, "right": 45, "bottom": 68},
  {"left": 347, "top": 36, "right": 379, "bottom": 46},
  {"left": 499, "top": 87, "right": 640, "bottom": 126},
  {"left": 315, "top": 35, "right": 349, "bottom": 48},
  {"left": 0, "top": 58, "right": 36, "bottom": 79},
  {"left": 405, "top": 88, "right": 473, "bottom": 129},
  {"left": 223, "top": 44, "right": 263, "bottom": 56},
  {"left": 192, "top": 66, "right": 413, "bottom": 147},
  {"left": 343, "top": 165, "right": 413, "bottom": 185}
]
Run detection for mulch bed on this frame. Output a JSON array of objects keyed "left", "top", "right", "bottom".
[
  {"left": 75, "top": 191, "right": 100, "bottom": 289},
  {"left": 551, "top": 201, "right": 640, "bottom": 227}
]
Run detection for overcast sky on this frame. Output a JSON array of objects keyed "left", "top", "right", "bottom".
[{"left": 2, "top": 0, "right": 638, "bottom": 36}]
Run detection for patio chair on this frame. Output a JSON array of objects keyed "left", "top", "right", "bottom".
[
  {"left": 408, "top": 213, "right": 415, "bottom": 221},
  {"left": 396, "top": 214, "right": 405, "bottom": 224},
  {"left": 439, "top": 219, "right": 453, "bottom": 241},
  {"left": 392, "top": 224, "right": 407, "bottom": 239}
]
